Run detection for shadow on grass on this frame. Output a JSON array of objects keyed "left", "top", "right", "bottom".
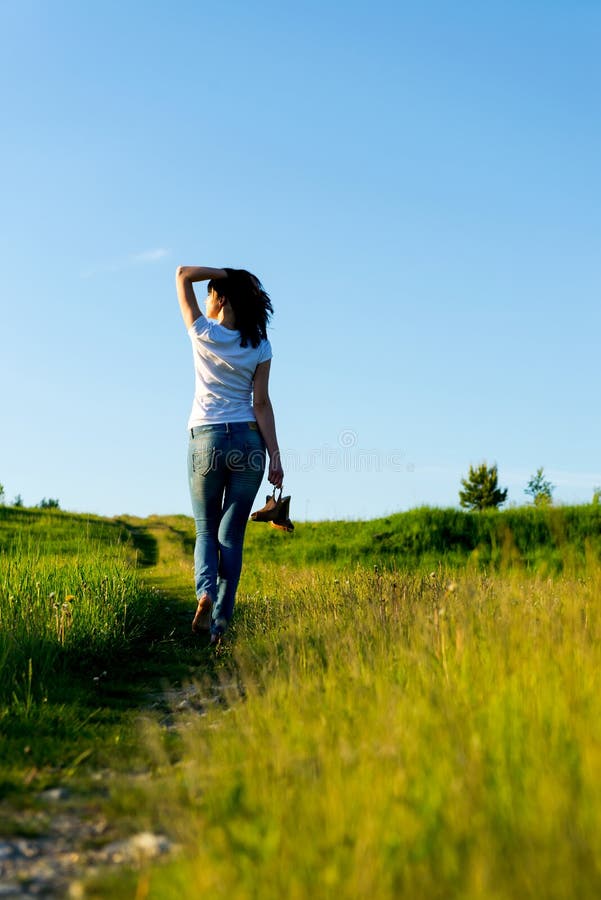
[
  {"left": 0, "top": 604, "right": 239, "bottom": 797},
  {"left": 0, "top": 513, "right": 242, "bottom": 806},
  {"left": 116, "top": 520, "right": 159, "bottom": 567}
]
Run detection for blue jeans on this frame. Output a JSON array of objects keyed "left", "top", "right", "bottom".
[{"left": 187, "top": 422, "right": 266, "bottom": 636}]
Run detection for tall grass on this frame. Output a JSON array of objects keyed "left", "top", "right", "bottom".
[
  {"left": 3, "top": 505, "right": 601, "bottom": 896},
  {"left": 140, "top": 563, "right": 601, "bottom": 899},
  {"left": 0, "top": 508, "right": 155, "bottom": 709}
]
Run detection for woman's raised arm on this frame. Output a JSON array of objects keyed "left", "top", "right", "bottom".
[{"left": 175, "top": 266, "right": 227, "bottom": 329}]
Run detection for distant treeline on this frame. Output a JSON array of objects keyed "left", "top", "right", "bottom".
[{"left": 244, "top": 504, "right": 601, "bottom": 572}]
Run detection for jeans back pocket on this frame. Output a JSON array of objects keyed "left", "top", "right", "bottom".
[{"left": 192, "top": 445, "right": 215, "bottom": 476}]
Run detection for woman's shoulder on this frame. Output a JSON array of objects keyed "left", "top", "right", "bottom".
[{"left": 190, "top": 317, "right": 237, "bottom": 342}]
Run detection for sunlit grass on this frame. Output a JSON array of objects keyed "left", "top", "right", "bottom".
[
  {"left": 0, "top": 510, "right": 161, "bottom": 791},
  {"left": 0, "top": 546, "right": 156, "bottom": 709},
  {"left": 139, "top": 564, "right": 601, "bottom": 899},
  {"left": 2, "top": 505, "right": 601, "bottom": 897}
]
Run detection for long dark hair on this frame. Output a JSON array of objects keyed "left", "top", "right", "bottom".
[{"left": 208, "top": 268, "right": 273, "bottom": 348}]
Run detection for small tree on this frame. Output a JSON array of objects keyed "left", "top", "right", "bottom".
[
  {"left": 0, "top": 483, "right": 4, "bottom": 505},
  {"left": 593, "top": 487, "right": 601, "bottom": 506},
  {"left": 39, "top": 498, "right": 60, "bottom": 509},
  {"left": 459, "top": 462, "right": 508, "bottom": 511},
  {"left": 12, "top": 494, "right": 24, "bottom": 508},
  {"left": 525, "top": 467, "right": 554, "bottom": 507}
]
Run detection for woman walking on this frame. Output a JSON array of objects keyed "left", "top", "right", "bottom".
[{"left": 176, "top": 265, "right": 284, "bottom": 644}]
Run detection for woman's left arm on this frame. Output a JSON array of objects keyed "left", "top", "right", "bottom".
[{"left": 175, "top": 266, "right": 227, "bottom": 329}]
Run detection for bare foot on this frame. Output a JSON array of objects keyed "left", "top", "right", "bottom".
[{"left": 192, "top": 594, "right": 213, "bottom": 633}]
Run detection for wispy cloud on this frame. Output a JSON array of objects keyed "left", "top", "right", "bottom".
[
  {"left": 130, "top": 247, "right": 170, "bottom": 264},
  {"left": 81, "top": 247, "right": 171, "bottom": 278}
]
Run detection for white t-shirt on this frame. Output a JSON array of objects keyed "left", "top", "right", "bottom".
[{"left": 187, "top": 316, "right": 272, "bottom": 428}]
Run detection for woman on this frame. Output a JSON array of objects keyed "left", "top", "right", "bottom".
[{"left": 175, "top": 265, "right": 284, "bottom": 645}]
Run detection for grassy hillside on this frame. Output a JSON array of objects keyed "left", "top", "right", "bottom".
[
  {"left": 0, "top": 506, "right": 131, "bottom": 556},
  {"left": 2, "top": 504, "right": 601, "bottom": 897},
  {"left": 0, "top": 508, "right": 158, "bottom": 788},
  {"left": 241, "top": 503, "right": 601, "bottom": 572},
  {"left": 4, "top": 502, "right": 600, "bottom": 575}
]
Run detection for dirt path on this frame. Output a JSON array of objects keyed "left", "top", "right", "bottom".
[{"left": 0, "top": 519, "right": 218, "bottom": 898}]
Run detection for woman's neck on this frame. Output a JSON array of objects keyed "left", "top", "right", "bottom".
[{"left": 217, "top": 310, "right": 237, "bottom": 330}]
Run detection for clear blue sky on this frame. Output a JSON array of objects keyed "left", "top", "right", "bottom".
[{"left": 1, "top": 0, "right": 599, "bottom": 520}]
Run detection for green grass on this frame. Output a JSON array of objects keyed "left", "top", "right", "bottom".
[
  {"left": 0, "top": 507, "right": 155, "bottom": 708},
  {"left": 140, "top": 564, "right": 601, "bottom": 899},
  {"left": 242, "top": 503, "right": 601, "bottom": 572},
  {"left": 0, "top": 508, "right": 200, "bottom": 801},
  {"left": 0, "top": 506, "right": 131, "bottom": 557},
  {"left": 2, "top": 504, "right": 601, "bottom": 897}
]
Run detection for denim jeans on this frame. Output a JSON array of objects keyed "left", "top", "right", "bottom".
[{"left": 187, "top": 422, "right": 266, "bottom": 636}]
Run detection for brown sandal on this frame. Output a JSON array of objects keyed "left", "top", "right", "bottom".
[
  {"left": 269, "top": 495, "right": 294, "bottom": 533},
  {"left": 251, "top": 487, "right": 294, "bottom": 532},
  {"left": 250, "top": 487, "right": 288, "bottom": 522}
]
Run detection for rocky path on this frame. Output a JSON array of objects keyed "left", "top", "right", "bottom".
[
  {"left": 0, "top": 807, "right": 172, "bottom": 898},
  {"left": 0, "top": 679, "right": 230, "bottom": 898}
]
